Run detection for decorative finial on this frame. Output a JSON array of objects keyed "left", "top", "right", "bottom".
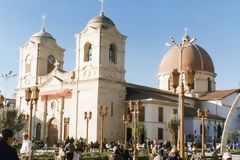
[
  {"left": 182, "top": 27, "right": 190, "bottom": 43},
  {"left": 98, "top": 0, "right": 104, "bottom": 14},
  {"left": 184, "top": 27, "right": 188, "bottom": 35},
  {"left": 41, "top": 13, "right": 47, "bottom": 30}
]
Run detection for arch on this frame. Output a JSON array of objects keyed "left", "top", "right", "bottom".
[
  {"left": 84, "top": 42, "right": 92, "bottom": 62},
  {"left": 48, "top": 118, "right": 58, "bottom": 146},
  {"left": 217, "top": 124, "right": 222, "bottom": 139},
  {"left": 36, "top": 123, "right": 41, "bottom": 140},
  {"left": 109, "top": 43, "right": 117, "bottom": 64},
  {"left": 25, "top": 54, "right": 31, "bottom": 73},
  {"left": 47, "top": 55, "right": 55, "bottom": 73},
  {"left": 168, "top": 78, "right": 171, "bottom": 91},
  {"left": 221, "top": 94, "right": 240, "bottom": 152},
  {"left": 207, "top": 77, "right": 212, "bottom": 92}
]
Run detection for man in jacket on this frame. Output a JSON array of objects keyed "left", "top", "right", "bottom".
[{"left": 0, "top": 128, "right": 19, "bottom": 160}]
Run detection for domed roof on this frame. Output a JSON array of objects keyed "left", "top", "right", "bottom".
[
  {"left": 31, "top": 27, "right": 55, "bottom": 40},
  {"left": 159, "top": 35, "right": 215, "bottom": 74},
  {"left": 87, "top": 12, "right": 115, "bottom": 29}
]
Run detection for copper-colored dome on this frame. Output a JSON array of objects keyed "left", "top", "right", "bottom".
[{"left": 159, "top": 44, "right": 215, "bottom": 74}]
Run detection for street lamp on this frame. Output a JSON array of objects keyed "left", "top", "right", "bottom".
[
  {"left": 64, "top": 117, "right": 70, "bottom": 140},
  {"left": 197, "top": 108, "right": 209, "bottom": 159},
  {"left": 167, "top": 33, "right": 196, "bottom": 159},
  {"left": 123, "top": 114, "right": 130, "bottom": 145},
  {"left": 98, "top": 105, "right": 108, "bottom": 154},
  {"left": 84, "top": 111, "right": 92, "bottom": 145},
  {"left": 129, "top": 100, "right": 142, "bottom": 160},
  {"left": 1, "top": 70, "right": 17, "bottom": 98},
  {"left": 22, "top": 114, "right": 29, "bottom": 130},
  {"left": 25, "top": 86, "right": 40, "bottom": 138},
  {"left": 0, "top": 94, "right": 4, "bottom": 108}
]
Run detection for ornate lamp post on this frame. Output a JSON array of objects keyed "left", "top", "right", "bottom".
[
  {"left": 197, "top": 108, "right": 209, "bottom": 159},
  {"left": 0, "top": 94, "right": 4, "bottom": 108},
  {"left": 25, "top": 87, "right": 40, "bottom": 138},
  {"left": 22, "top": 114, "right": 29, "bottom": 130},
  {"left": 166, "top": 32, "right": 196, "bottom": 159},
  {"left": 129, "top": 100, "right": 142, "bottom": 160},
  {"left": 64, "top": 117, "right": 70, "bottom": 140},
  {"left": 98, "top": 105, "right": 108, "bottom": 154},
  {"left": 64, "top": 117, "right": 70, "bottom": 123},
  {"left": 123, "top": 114, "right": 130, "bottom": 145},
  {"left": 84, "top": 111, "right": 92, "bottom": 144}
]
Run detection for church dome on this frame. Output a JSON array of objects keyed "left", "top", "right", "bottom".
[
  {"left": 159, "top": 36, "right": 215, "bottom": 74},
  {"left": 87, "top": 12, "right": 115, "bottom": 29},
  {"left": 31, "top": 27, "right": 55, "bottom": 40}
]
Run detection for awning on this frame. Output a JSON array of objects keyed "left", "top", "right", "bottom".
[{"left": 40, "top": 89, "right": 72, "bottom": 101}]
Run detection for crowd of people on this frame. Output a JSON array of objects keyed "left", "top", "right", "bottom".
[{"left": 0, "top": 128, "right": 235, "bottom": 160}]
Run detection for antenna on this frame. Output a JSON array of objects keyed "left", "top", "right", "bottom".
[
  {"left": 41, "top": 13, "right": 47, "bottom": 28},
  {"left": 98, "top": 0, "right": 104, "bottom": 13}
]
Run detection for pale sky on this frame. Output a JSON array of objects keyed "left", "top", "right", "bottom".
[{"left": 0, "top": 0, "right": 240, "bottom": 98}]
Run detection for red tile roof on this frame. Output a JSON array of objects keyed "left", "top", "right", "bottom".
[{"left": 199, "top": 89, "right": 240, "bottom": 100}]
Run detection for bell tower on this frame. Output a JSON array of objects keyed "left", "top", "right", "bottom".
[
  {"left": 75, "top": 12, "right": 127, "bottom": 82},
  {"left": 18, "top": 26, "right": 65, "bottom": 88},
  {"left": 75, "top": 12, "right": 127, "bottom": 141}
]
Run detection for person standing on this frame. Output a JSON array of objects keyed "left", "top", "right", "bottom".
[
  {"left": 20, "top": 132, "right": 32, "bottom": 160},
  {"left": 0, "top": 128, "right": 19, "bottom": 160},
  {"left": 65, "top": 139, "right": 75, "bottom": 160}
]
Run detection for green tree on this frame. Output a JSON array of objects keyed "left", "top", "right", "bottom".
[
  {"left": 137, "top": 123, "right": 146, "bottom": 144},
  {"left": 167, "top": 114, "right": 180, "bottom": 146},
  {"left": 0, "top": 107, "right": 24, "bottom": 133},
  {"left": 228, "top": 131, "right": 238, "bottom": 142}
]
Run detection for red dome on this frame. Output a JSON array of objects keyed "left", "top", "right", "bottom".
[{"left": 159, "top": 44, "right": 215, "bottom": 74}]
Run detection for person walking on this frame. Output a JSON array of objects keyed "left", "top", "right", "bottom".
[
  {"left": 0, "top": 128, "right": 19, "bottom": 160},
  {"left": 20, "top": 132, "right": 32, "bottom": 160}
]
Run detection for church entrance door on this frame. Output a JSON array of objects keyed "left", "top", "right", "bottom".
[{"left": 48, "top": 118, "right": 58, "bottom": 146}]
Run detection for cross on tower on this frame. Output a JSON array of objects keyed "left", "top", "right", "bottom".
[
  {"left": 98, "top": 0, "right": 104, "bottom": 13},
  {"left": 41, "top": 13, "right": 47, "bottom": 28}
]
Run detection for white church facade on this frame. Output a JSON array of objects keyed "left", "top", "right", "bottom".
[{"left": 15, "top": 12, "right": 240, "bottom": 145}]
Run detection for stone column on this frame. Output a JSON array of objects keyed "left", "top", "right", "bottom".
[
  {"left": 42, "top": 96, "right": 48, "bottom": 141},
  {"left": 58, "top": 96, "right": 64, "bottom": 142}
]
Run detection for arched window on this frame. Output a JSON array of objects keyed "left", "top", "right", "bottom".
[
  {"left": 139, "top": 106, "right": 145, "bottom": 122},
  {"left": 25, "top": 54, "right": 31, "bottom": 73},
  {"left": 84, "top": 43, "right": 92, "bottom": 62},
  {"left": 36, "top": 123, "right": 41, "bottom": 140},
  {"left": 168, "top": 78, "right": 171, "bottom": 91},
  {"left": 207, "top": 78, "right": 212, "bottom": 92},
  {"left": 47, "top": 55, "right": 55, "bottom": 73},
  {"left": 217, "top": 124, "right": 222, "bottom": 139},
  {"left": 109, "top": 44, "right": 117, "bottom": 64}
]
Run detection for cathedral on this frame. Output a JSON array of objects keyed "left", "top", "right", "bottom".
[{"left": 15, "top": 11, "right": 240, "bottom": 145}]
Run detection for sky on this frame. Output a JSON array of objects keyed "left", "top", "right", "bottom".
[{"left": 0, "top": 0, "right": 240, "bottom": 98}]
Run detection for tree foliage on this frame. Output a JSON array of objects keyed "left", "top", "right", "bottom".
[
  {"left": 228, "top": 130, "right": 239, "bottom": 142},
  {"left": 0, "top": 107, "right": 24, "bottom": 133},
  {"left": 167, "top": 114, "right": 180, "bottom": 146}
]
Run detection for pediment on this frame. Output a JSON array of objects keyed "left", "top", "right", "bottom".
[{"left": 40, "top": 75, "right": 63, "bottom": 87}]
